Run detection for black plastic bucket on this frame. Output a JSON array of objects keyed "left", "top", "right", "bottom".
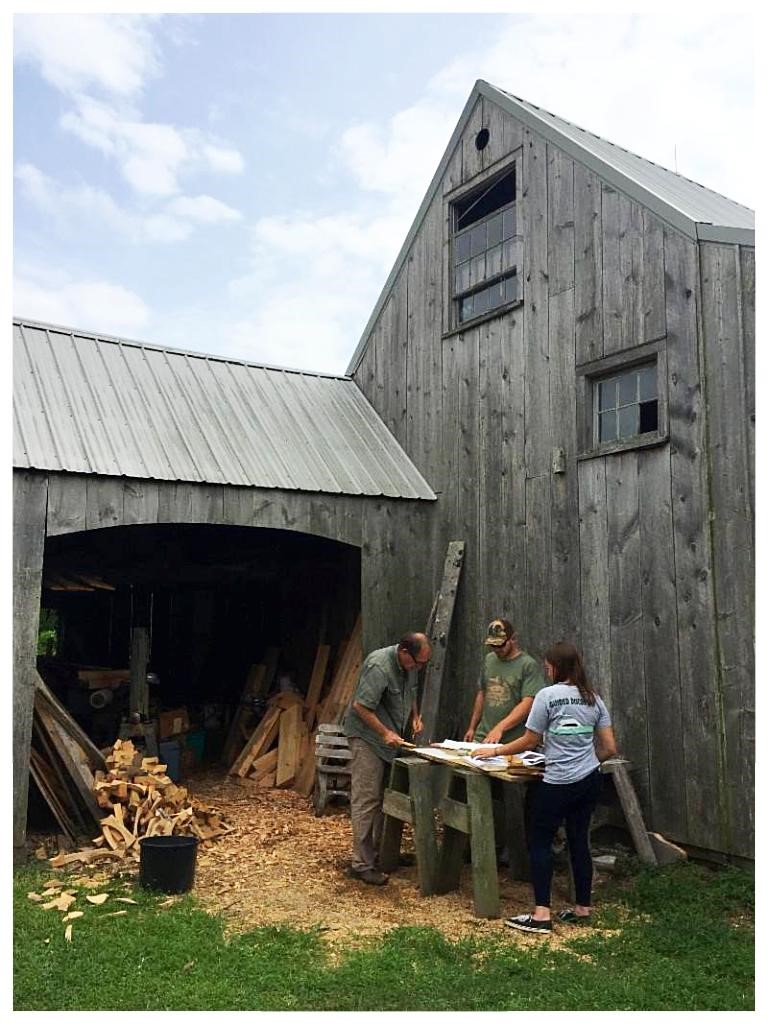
[{"left": 139, "top": 835, "right": 199, "bottom": 894}]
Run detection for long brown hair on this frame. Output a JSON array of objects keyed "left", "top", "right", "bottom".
[{"left": 544, "top": 641, "right": 596, "bottom": 706}]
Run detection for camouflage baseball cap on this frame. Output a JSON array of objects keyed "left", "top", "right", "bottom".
[{"left": 485, "top": 619, "right": 513, "bottom": 646}]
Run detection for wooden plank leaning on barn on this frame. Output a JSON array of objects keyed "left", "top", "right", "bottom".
[{"left": 419, "top": 541, "right": 465, "bottom": 743}]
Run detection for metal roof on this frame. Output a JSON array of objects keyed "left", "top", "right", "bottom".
[
  {"left": 495, "top": 87, "right": 754, "bottom": 241},
  {"left": 347, "top": 80, "right": 754, "bottom": 374},
  {"left": 13, "top": 319, "right": 436, "bottom": 501}
]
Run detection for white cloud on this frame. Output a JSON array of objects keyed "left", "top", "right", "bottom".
[
  {"left": 59, "top": 96, "right": 245, "bottom": 197},
  {"left": 14, "top": 271, "right": 150, "bottom": 337},
  {"left": 15, "top": 163, "right": 241, "bottom": 244},
  {"left": 203, "top": 145, "right": 245, "bottom": 175},
  {"left": 166, "top": 195, "right": 241, "bottom": 224},
  {"left": 14, "top": 14, "right": 160, "bottom": 98},
  {"left": 222, "top": 205, "right": 412, "bottom": 374}
]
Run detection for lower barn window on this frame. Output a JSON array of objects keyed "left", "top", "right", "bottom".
[{"left": 595, "top": 364, "right": 658, "bottom": 444}]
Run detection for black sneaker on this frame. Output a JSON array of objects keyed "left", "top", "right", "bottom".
[
  {"left": 504, "top": 914, "right": 552, "bottom": 934},
  {"left": 345, "top": 865, "right": 389, "bottom": 886},
  {"left": 556, "top": 909, "right": 592, "bottom": 925}
]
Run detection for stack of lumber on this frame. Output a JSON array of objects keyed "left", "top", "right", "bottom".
[
  {"left": 229, "top": 616, "right": 362, "bottom": 799},
  {"left": 30, "top": 674, "right": 107, "bottom": 845},
  {"left": 48, "top": 738, "right": 233, "bottom": 869}
]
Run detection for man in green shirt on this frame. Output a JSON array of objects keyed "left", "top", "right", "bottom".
[
  {"left": 464, "top": 618, "right": 546, "bottom": 744},
  {"left": 343, "top": 632, "right": 431, "bottom": 885}
]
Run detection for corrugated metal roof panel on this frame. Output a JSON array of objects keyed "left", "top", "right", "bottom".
[
  {"left": 12, "top": 319, "right": 436, "bottom": 501},
  {"left": 498, "top": 88, "right": 755, "bottom": 233}
]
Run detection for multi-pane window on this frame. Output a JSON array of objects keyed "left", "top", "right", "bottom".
[
  {"left": 595, "top": 364, "right": 658, "bottom": 444},
  {"left": 452, "top": 167, "right": 520, "bottom": 325}
]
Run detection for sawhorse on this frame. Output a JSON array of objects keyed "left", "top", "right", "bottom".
[
  {"left": 434, "top": 768, "right": 530, "bottom": 918},
  {"left": 379, "top": 756, "right": 440, "bottom": 895}
]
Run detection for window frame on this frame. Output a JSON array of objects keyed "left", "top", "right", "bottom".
[
  {"left": 443, "top": 157, "right": 523, "bottom": 336},
  {"left": 576, "top": 339, "right": 668, "bottom": 459}
]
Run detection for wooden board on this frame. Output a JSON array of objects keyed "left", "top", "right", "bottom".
[
  {"left": 275, "top": 704, "right": 304, "bottom": 787},
  {"left": 419, "top": 541, "right": 465, "bottom": 742},
  {"left": 303, "top": 644, "right": 331, "bottom": 729},
  {"left": 221, "top": 664, "right": 266, "bottom": 767},
  {"left": 229, "top": 706, "right": 282, "bottom": 779},
  {"left": 247, "top": 748, "right": 278, "bottom": 781},
  {"left": 35, "top": 704, "right": 103, "bottom": 824},
  {"left": 34, "top": 674, "right": 106, "bottom": 770}
]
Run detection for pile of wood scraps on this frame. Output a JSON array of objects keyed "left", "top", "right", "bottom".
[
  {"left": 227, "top": 615, "right": 362, "bottom": 800},
  {"left": 48, "top": 738, "right": 233, "bottom": 870}
]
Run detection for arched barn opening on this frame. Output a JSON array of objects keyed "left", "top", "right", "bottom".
[{"left": 30, "top": 521, "right": 360, "bottom": 830}]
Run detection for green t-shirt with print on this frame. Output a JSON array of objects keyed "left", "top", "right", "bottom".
[{"left": 475, "top": 650, "right": 546, "bottom": 743}]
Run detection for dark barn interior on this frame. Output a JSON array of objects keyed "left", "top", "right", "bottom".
[{"left": 31, "top": 523, "right": 360, "bottom": 826}]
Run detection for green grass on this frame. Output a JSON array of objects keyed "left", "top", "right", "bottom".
[{"left": 14, "top": 861, "right": 753, "bottom": 1011}]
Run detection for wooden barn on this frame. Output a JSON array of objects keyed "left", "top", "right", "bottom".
[{"left": 13, "top": 80, "right": 754, "bottom": 863}]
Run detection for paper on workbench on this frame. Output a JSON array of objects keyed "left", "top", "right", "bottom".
[
  {"left": 438, "top": 739, "right": 503, "bottom": 753},
  {"left": 466, "top": 755, "right": 509, "bottom": 768}
]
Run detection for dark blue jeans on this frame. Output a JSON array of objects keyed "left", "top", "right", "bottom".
[{"left": 528, "top": 769, "right": 602, "bottom": 907}]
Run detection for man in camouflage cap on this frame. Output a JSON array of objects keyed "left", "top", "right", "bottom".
[{"left": 464, "top": 618, "right": 546, "bottom": 745}]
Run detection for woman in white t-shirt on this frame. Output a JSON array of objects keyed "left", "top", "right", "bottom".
[{"left": 475, "top": 641, "right": 618, "bottom": 934}]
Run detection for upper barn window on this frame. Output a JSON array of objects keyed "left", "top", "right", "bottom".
[{"left": 451, "top": 165, "right": 521, "bottom": 326}]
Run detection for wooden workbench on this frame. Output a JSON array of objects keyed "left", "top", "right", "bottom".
[
  {"left": 380, "top": 751, "right": 542, "bottom": 918},
  {"left": 379, "top": 750, "right": 654, "bottom": 919}
]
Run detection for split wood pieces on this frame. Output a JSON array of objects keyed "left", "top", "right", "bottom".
[{"left": 48, "top": 739, "right": 233, "bottom": 869}]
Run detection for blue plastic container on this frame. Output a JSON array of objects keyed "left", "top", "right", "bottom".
[{"left": 159, "top": 739, "right": 181, "bottom": 782}]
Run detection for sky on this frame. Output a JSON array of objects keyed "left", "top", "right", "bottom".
[{"left": 11, "top": 10, "right": 755, "bottom": 376}]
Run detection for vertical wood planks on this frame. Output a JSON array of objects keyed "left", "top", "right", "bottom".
[
  {"left": 700, "top": 242, "right": 754, "bottom": 858},
  {"left": 461, "top": 98, "right": 485, "bottom": 184},
  {"left": 664, "top": 228, "right": 722, "bottom": 850},
  {"left": 123, "top": 478, "right": 160, "bottom": 526},
  {"left": 85, "top": 476, "right": 124, "bottom": 531},
  {"left": 577, "top": 459, "right": 612, "bottom": 702},
  {"left": 453, "top": 327, "right": 481, "bottom": 729},
  {"left": 642, "top": 209, "right": 666, "bottom": 342},
  {"left": 740, "top": 247, "right": 755, "bottom": 522},
  {"left": 549, "top": 287, "right": 579, "bottom": 641},
  {"left": 547, "top": 147, "right": 574, "bottom": 297},
  {"left": 522, "top": 131, "right": 550, "bottom": 479},
  {"left": 574, "top": 165, "right": 603, "bottom": 364},
  {"left": 13, "top": 470, "right": 48, "bottom": 853},
  {"left": 638, "top": 445, "right": 686, "bottom": 840},
  {"left": 605, "top": 451, "right": 649, "bottom": 806},
  {"left": 46, "top": 472, "right": 87, "bottom": 535}
]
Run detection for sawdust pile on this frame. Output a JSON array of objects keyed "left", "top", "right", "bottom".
[{"left": 187, "top": 770, "right": 610, "bottom": 950}]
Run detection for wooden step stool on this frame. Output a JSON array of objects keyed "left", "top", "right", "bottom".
[{"left": 313, "top": 724, "right": 352, "bottom": 816}]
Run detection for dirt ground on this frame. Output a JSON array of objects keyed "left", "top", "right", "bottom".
[{"left": 186, "top": 770, "right": 614, "bottom": 951}]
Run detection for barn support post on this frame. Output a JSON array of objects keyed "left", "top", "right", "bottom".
[{"left": 13, "top": 471, "right": 48, "bottom": 861}]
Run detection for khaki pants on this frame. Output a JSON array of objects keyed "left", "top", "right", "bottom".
[{"left": 348, "top": 737, "right": 388, "bottom": 872}]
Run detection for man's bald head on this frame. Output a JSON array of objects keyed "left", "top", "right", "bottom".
[{"left": 397, "top": 632, "right": 432, "bottom": 667}]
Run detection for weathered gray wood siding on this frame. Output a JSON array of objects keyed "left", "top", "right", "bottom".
[
  {"left": 43, "top": 472, "right": 435, "bottom": 653},
  {"left": 13, "top": 471, "right": 48, "bottom": 857},
  {"left": 352, "top": 95, "right": 754, "bottom": 858},
  {"left": 13, "top": 470, "right": 437, "bottom": 847},
  {"left": 697, "top": 242, "right": 755, "bottom": 858}
]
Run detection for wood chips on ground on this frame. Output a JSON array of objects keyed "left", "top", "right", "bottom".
[
  {"left": 187, "top": 770, "right": 611, "bottom": 951},
  {"left": 33, "top": 767, "right": 616, "bottom": 952}
]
